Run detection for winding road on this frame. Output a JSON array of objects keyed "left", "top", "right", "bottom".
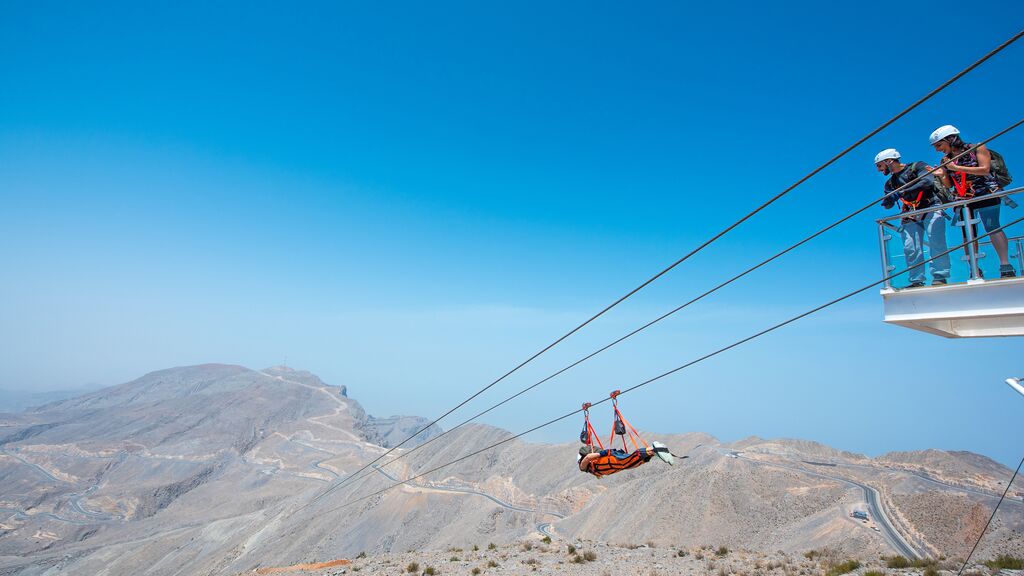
[
  {"left": 724, "top": 450, "right": 920, "bottom": 558},
  {"left": 1, "top": 449, "right": 120, "bottom": 524},
  {"left": 839, "top": 460, "right": 1024, "bottom": 506}
]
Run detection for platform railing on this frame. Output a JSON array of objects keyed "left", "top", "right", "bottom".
[{"left": 876, "top": 187, "right": 1024, "bottom": 290}]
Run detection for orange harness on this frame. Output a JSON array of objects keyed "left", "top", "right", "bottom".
[
  {"left": 584, "top": 450, "right": 649, "bottom": 477},
  {"left": 900, "top": 190, "right": 925, "bottom": 210},
  {"left": 579, "top": 391, "right": 652, "bottom": 477}
]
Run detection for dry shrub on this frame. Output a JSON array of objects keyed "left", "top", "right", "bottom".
[
  {"left": 825, "top": 559, "right": 860, "bottom": 576},
  {"left": 985, "top": 555, "right": 1024, "bottom": 570}
]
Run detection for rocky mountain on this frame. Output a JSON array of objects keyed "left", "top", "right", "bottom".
[
  {"left": 0, "top": 389, "right": 96, "bottom": 414},
  {"left": 878, "top": 449, "right": 1013, "bottom": 489},
  {"left": 0, "top": 365, "right": 1020, "bottom": 576}
]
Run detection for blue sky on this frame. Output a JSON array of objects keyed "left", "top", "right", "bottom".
[{"left": 2, "top": 2, "right": 1023, "bottom": 466}]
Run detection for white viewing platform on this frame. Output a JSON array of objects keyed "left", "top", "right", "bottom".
[
  {"left": 877, "top": 187, "right": 1024, "bottom": 338},
  {"left": 881, "top": 278, "right": 1024, "bottom": 338}
]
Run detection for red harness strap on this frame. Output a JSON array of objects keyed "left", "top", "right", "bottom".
[
  {"left": 607, "top": 390, "right": 648, "bottom": 452},
  {"left": 581, "top": 403, "right": 604, "bottom": 450},
  {"left": 952, "top": 171, "right": 974, "bottom": 198}
]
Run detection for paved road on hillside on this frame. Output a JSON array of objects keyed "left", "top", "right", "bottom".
[
  {"left": 2, "top": 449, "right": 120, "bottom": 523},
  {"left": 724, "top": 450, "right": 920, "bottom": 559},
  {"left": 837, "top": 461, "right": 1024, "bottom": 506},
  {"left": 369, "top": 465, "right": 564, "bottom": 537}
]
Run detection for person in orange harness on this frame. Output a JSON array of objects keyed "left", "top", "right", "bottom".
[
  {"left": 576, "top": 392, "right": 676, "bottom": 478},
  {"left": 577, "top": 442, "right": 673, "bottom": 477},
  {"left": 874, "top": 148, "right": 949, "bottom": 288}
]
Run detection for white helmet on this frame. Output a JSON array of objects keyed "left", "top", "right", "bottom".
[
  {"left": 929, "top": 125, "right": 960, "bottom": 145},
  {"left": 874, "top": 148, "right": 900, "bottom": 164}
]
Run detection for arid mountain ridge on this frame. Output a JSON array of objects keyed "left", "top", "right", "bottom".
[{"left": 0, "top": 364, "right": 1020, "bottom": 576}]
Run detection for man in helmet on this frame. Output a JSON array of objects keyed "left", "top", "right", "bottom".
[
  {"left": 578, "top": 441, "right": 674, "bottom": 478},
  {"left": 929, "top": 125, "right": 1016, "bottom": 278},
  {"left": 875, "top": 148, "right": 950, "bottom": 287}
]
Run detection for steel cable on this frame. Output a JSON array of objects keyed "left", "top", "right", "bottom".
[
  {"left": 955, "top": 455, "right": 1024, "bottom": 576},
  {"left": 299, "top": 29, "right": 1024, "bottom": 510},
  {"left": 317, "top": 118, "right": 1024, "bottom": 497},
  {"left": 317, "top": 211, "right": 1024, "bottom": 514}
]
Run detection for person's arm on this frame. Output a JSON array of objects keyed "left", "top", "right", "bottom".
[
  {"left": 881, "top": 181, "right": 897, "bottom": 209},
  {"left": 946, "top": 145, "right": 992, "bottom": 176},
  {"left": 931, "top": 162, "right": 952, "bottom": 188},
  {"left": 898, "top": 163, "right": 936, "bottom": 199},
  {"left": 579, "top": 453, "right": 597, "bottom": 472}
]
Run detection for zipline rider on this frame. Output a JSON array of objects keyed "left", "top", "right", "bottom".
[{"left": 577, "top": 391, "right": 677, "bottom": 477}]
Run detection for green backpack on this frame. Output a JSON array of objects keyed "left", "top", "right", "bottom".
[{"left": 989, "top": 148, "right": 1013, "bottom": 189}]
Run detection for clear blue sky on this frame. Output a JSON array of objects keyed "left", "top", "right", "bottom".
[{"left": 2, "top": 2, "right": 1023, "bottom": 466}]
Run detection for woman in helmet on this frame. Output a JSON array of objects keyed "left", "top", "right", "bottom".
[{"left": 930, "top": 125, "right": 1016, "bottom": 278}]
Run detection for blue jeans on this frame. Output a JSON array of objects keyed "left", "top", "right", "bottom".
[{"left": 901, "top": 210, "right": 949, "bottom": 283}]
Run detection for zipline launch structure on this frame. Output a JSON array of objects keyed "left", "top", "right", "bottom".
[{"left": 878, "top": 188, "right": 1024, "bottom": 337}]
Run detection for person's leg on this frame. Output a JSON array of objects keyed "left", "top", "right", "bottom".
[
  {"left": 976, "top": 204, "right": 1015, "bottom": 276},
  {"left": 977, "top": 205, "right": 1010, "bottom": 264},
  {"left": 901, "top": 219, "right": 926, "bottom": 285},
  {"left": 924, "top": 211, "right": 950, "bottom": 282}
]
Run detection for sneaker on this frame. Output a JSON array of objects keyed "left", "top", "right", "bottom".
[
  {"left": 1000, "top": 264, "right": 1017, "bottom": 278},
  {"left": 931, "top": 278, "right": 947, "bottom": 286},
  {"left": 651, "top": 441, "right": 674, "bottom": 466}
]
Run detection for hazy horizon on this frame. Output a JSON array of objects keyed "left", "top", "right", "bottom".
[{"left": 3, "top": 2, "right": 1023, "bottom": 470}]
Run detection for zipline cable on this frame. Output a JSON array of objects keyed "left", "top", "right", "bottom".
[
  {"left": 955, "top": 455, "right": 1024, "bottom": 576},
  {"left": 301, "top": 29, "right": 1024, "bottom": 508},
  {"left": 317, "top": 212, "right": 1024, "bottom": 514},
  {"left": 324, "top": 120, "right": 1024, "bottom": 494}
]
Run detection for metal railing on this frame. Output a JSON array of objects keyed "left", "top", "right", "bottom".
[{"left": 876, "top": 187, "right": 1024, "bottom": 290}]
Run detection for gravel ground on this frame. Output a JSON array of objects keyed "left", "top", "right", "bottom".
[{"left": 242, "top": 541, "right": 1006, "bottom": 576}]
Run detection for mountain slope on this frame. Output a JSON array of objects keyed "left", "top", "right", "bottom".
[{"left": 0, "top": 365, "right": 1020, "bottom": 576}]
